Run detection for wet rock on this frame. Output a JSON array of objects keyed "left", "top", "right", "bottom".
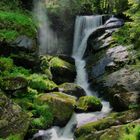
[
  {"left": 58, "top": 83, "right": 86, "bottom": 99},
  {"left": 74, "top": 109, "right": 140, "bottom": 140},
  {"left": 37, "top": 92, "right": 76, "bottom": 126},
  {"left": 0, "top": 92, "right": 30, "bottom": 139},
  {"left": 75, "top": 96, "right": 102, "bottom": 112}
]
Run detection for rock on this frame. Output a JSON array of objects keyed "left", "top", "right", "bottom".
[
  {"left": 0, "top": 92, "right": 30, "bottom": 139},
  {"left": 58, "top": 83, "right": 86, "bottom": 98},
  {"left": 37, "top": 92, "right": 76, "bottom": 126},
  {"left": 86, "top": 17, "right": 124, "bottom": 55},
  {"left": 0, "top": 77, "right": 28, "bottom": 94},
  {"left": 102, "top": 68, "right": 140, "bottom": 111},
  {"left": 105, "top": 17, "right": 124, "bottom": 28},
  {"left": 74, "top": 109, "right": 140, "bottom": 140},
  {"left": 50, "top": 57, "right": 76, "bottom": 84},
  {"left": 75, "top": 96, "right": 102, "bottom": 112},
  {"left": 91, "top": 46, "right": 129, "bottom": 78},
  {"left": 13, "top": 35, "right": 37, "bottom": 52}
]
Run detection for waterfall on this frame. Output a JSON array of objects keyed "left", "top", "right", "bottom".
[
  {"left": 32, "top": 15, "right": 111, "bottom": 140},
  {"left": 33, "top": 0, "right": 58, "bottom": 55},
  {"left": 72, "top": 16, "right": 102, "bottom": 95}
]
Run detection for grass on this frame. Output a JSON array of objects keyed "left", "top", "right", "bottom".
[{"left": 0, "top": 11, "right": 36, "bottom": 41}]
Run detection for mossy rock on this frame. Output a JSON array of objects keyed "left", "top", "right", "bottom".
[
  {"left": 50, "top": 57, "right": 76, "bottom": 84},
  {"left": 75, "top": 96, "right": 102, "bottom": 112},
  {"left": 74, "top": 109, "right": 140, "bottom": 140},
  {"left": 0, "top": 77, "right": 28, "bottom": 92},
  {"left": 37, "top": 92, "right": 76, "bottom": 126},
  {"left": 59, "top": 83, "right": 86, "bottom": 99},
  {"left": 0, "top": 92, "right": 30, "bottom": 140}
]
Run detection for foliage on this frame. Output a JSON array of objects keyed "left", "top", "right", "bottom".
[
  {"left": 28, "top": 74, "right": 57, "bottom": 92},
  {"left": 0, "top": 11, "right": 36, "bottom": 41},
  {"left": 119, "top": 125, "right": 140, "bottom": 140},
  {"left": 0, "top": 57, "right": 31, "bottom": 78},
  {"left": 0, "top": 134, "right": 21, "bottom": 140}
]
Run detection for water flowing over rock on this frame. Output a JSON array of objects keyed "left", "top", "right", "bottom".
[{"left": 72, "top": 15, "right": 102, "bottom": 96}]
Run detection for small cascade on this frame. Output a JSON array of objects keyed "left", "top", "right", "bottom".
[
  {"left": 72, "top": 16, "right": 102, "bottom": 95},
  {"left": 33, "top": 0, "right": 58, "bottom": 55}
]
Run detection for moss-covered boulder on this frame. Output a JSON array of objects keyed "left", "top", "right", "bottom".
[
  {"left": 37, "top": 92, "right": 76, "bottom": 126},
  {"left": 0, "top": 77, "right": 28, "bottom": 94},
  {"left": 75, "top": 96, "right": 102, "bottom": 112},
  {"left": 0, "top": 92, "right": 30, "bottom": 140},
  {"left": 50, "top": 57, "right": 76, "bottom": 84},
  {"left": 98, "top": 119, "right": 140, "bottom": 140},
  {"left": 74, "top": 109, "right": 140, "bottom": 140},
  {"left": 59, "top": 83, "right": 86, "bottom": 99}
]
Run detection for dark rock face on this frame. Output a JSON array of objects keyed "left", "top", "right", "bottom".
[
  {"left": 0, "top": 92, "right": 30, "bottom": 139},
  {"left": 58, "top": 83, "right": 86, "bottom": 98}
]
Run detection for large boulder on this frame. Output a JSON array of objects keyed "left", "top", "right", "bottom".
[
  {"left": 37, "top": 92, "right": 76, "bottom": 126},
  {"left": 0, "top": 92, "right": 30, "bottom": 139},
  {"left": 75, "top": 96, "right": 102, "bottom": 112},
  {"left": 99, "top": 68, "right": 140, "bottom": 111},
  {"left": 74, "top": 109, "right": 140, "bottom": 140},
  {"left": 58, "top": 83, "right": 86, "bottom": 99},
  {"left": 50, "top": 57, "right": 76, "bottom": 84}
]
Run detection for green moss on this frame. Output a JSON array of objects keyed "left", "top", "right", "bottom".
[
  {"left": 0, "top": 57, "right": 14, "bottom": 72},
  {"left": 50, "top": 57, "right": 75, "bottom": 71},
  {"left": 0, "top": 134, "right": 21, "bottom": 140},
  {"left": 0, "top": 11, "right": 36, "bottom": 41},
  {"left": 28, "top": 74, "right": 57, "bottom": 92}
]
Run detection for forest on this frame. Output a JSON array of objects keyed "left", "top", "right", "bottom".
[{"left": 0, "top": 0, "right": 140, "bottom": 140}]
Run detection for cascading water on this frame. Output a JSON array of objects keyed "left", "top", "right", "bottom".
[
  {"left": 72, "top": 16, "right": 102, "bottom": 95},
  {"left": 32, "top": 15, "right": 111, "bottom": 140},
  {"left": 33, "top": 0, "right": 58, "bottom": 55}
]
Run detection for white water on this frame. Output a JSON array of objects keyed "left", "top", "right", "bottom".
[
  {"left": 32, "top": 15, "right": 111, "bottom": 140},
  {"left": 72, "top": 16, "right": 102, "bottom": 96},
  {"left": 33, "top": 0, "right": 58, "bottom": 55}
]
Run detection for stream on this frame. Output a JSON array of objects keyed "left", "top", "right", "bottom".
[{"left": 32, "top": 15, "right": 111, "bottom": 140}]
